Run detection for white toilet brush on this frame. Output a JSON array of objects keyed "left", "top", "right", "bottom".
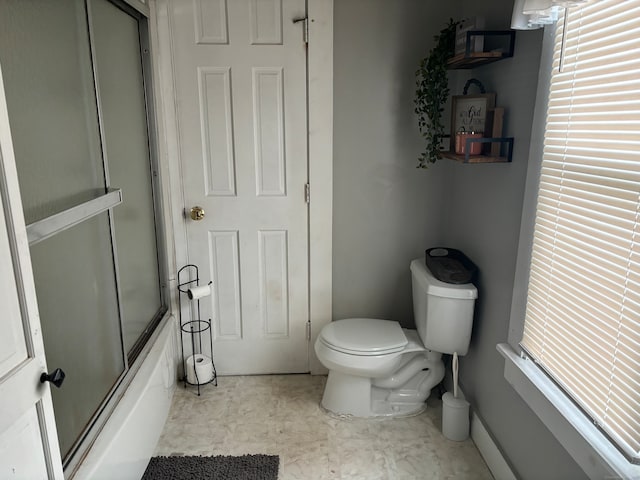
[
  {"left": 442, "top": 352, "right": 471, "bottom": 441},
  {"left": 453, "top": 351, "right": 460, "bottom": 399}
]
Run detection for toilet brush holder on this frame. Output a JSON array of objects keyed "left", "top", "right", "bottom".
[{"left": 442, "top": 392, "right": 470, "bottom": 441}]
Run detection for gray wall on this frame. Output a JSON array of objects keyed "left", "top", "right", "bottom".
[
  {"left": 332, "top": 0, "right": 455, "bottom": 328},
  {"left": 333, "top": 1, "right": 587, "bottom": 479},
  {"left": 443, "top": 2, "right": 586, "bottom": 479}
]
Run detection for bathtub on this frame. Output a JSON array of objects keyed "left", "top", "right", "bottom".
[{"left": 74, "top": 315, "right": 178, "bottom": 480}]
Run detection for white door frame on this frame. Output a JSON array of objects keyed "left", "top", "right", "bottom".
[
  {"left": 151, "top": 0, "right": 333, "bottom": 374},
  {"left": 306, "top": 0, "right": 333, "bottom": 374}
]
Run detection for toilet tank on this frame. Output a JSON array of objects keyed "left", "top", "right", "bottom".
[{"left": 410, "top": 258, "right": 477, "bottom": 355}]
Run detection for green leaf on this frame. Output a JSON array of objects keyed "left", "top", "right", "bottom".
[{"left": 414, "top": 18, "right": 459, "bottom": 166}]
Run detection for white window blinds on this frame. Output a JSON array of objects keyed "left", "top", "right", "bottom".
[{"left": 522, "top": 0, "right": 640, "bottom": 462}]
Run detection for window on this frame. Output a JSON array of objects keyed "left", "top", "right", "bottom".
[{"left": 521, "top": 0, "right": 640, "bottom": 463}]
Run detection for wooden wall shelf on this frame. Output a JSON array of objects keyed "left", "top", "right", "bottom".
[
  {"left": 441, "top": 137, "right": 514, "bottom": 164},
  {"left": 441, "top": 152, "right": 509, "bottom": 164},
  {"left": 447, "top": 30, "right": 516, "bottom": 70}
]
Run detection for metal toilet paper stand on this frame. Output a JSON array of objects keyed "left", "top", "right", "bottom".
[{"left": 178, "top": 264, "right": 217, "bottom": 395}]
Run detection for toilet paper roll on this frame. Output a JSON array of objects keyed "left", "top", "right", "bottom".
[
  {"left": 187, "top": 284, "right": 211, "bottom": 300},
  {"left": 185, "top": 354, "right": 214, "bottom": 385},
  {"left": 442, "top": 392, "right": 470, "bottom": 441}
]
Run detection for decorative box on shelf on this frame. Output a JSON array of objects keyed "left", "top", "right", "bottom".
[
  {"left": 443, "top": 109, "right": 513, "bottom": 164},
  {"left": 447, "top": 30, "right": 516, "bottom": 70},
  {"left": 454, "top": 17, "right": 485, "bottom": 57},
  {"left": 444, "top": 78, "right": 514, "bottom": 164}
]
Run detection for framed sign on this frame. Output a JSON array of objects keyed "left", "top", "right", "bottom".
[{"left": 451, "top": 93, "right": 496, "bottom": 136}]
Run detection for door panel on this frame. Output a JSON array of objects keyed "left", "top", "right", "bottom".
[
  {"left": 198, "top": 66, "right": 236, "bottom": 196},
  {"left": 170, "top": 0, "right": 309, "bottom": 374},
  {"left": 258, "top": 229, "right": 290, "bottom": 338},
  {"left": 249, "top": 0, "right": 283, "bottom": 45},
  {"left": 0, "top": 204, "right": 27, "bottom": 375},
  {"left": 0, "top": 61, "right": 63, "bottom": 477},
  {"left": 209, "top": 230, "right": 242, "bottom": 339},
  {"left": 253, "top": 67, "right": 287, "bottom": 196},
  {"left": 0, "top": 406, "right": 49, "bottom": 478}
]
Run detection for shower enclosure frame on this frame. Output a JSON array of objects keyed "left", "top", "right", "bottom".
[{"left": 0, "top": 0, "right": 170, "bottom": 474}]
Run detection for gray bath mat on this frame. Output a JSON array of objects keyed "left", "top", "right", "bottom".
[{"left": 141, "top": 454, "right": 279, "bottom": 480}]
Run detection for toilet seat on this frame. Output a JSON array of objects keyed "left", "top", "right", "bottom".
[{"left": 319, "top": 318, "right": 408, "bottom": 356}]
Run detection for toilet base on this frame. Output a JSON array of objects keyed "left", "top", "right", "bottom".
[
  {"left": 321, "top": 370, "right": 372, "bottom": 417},
  {"left": 371, "top": 386, "right": 427, "bottom": 417},
  {"left": 321, "top": 367, "right": 438, "bottom": 418}
]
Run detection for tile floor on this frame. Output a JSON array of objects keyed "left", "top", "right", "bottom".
[{"left": 154, "top": 375, "right": 494, "bottom": 479}]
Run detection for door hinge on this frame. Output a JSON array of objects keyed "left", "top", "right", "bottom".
[
  {"left": 306, "top": 321, "right": 311, "bottom": 341},
  {"left": 293, "top": 17, "right": 308, "bottom": 44},
  {"left": 303, "top": 18, "right": 309, "bottom": 44},
  {"left": 304, "top": 183, "right": 310, "bottom": 204}
]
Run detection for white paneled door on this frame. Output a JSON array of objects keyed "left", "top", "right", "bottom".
[
  {"left": 170, "top": 0, "right": 310, "bottom": 374},
  {"left": 0, "top": 65, "right": 63, "bottom": 478}
]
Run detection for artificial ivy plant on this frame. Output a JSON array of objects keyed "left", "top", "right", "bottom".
[{"left": 414, "top": 19, "right": 459, "bottom": 168}]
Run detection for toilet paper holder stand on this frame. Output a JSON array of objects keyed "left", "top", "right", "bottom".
[{"left": 178, "top": 264, "right": 218, "bottom": 395}]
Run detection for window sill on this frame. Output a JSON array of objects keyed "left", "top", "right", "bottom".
[{"left": 497, "top": 343, "right": 640, "bottom": 480}]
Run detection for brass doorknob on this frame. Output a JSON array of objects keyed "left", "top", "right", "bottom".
[{"left": 190, "top": 206, "right": 205, "bottom": 221}]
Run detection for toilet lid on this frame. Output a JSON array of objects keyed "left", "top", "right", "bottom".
[{"left": 320, "top": 318, "right": 408, "bottom": 355}]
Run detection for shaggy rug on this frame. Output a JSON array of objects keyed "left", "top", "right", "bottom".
[{"left": 141, "top": 454, "right": 279, "bottom": 480}]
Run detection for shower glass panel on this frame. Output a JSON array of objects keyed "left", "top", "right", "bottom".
[
  {"left": 0, "top": 0, "right": 106, "bottom": 224},
  {"left": 29, "top": 213, "right": 124, "bottom": 459},
  {"left": 90, "top": 0, "right": 164, "bottom": 357},
  {"left": 0, "top": 0, "right": 166, "bottom": 467}
]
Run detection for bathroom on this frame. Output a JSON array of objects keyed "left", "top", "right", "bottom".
[{"left": 0, "top": 0, "right": 629, "bottom": 479}]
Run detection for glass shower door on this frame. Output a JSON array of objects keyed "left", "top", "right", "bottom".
[
  {"left": 29, "top": 215, "right": 125, "bottom": 459},
  {"left": 90, "top": 0, "right": 165, "bottom": 359},
  {"left": 0, "top": 0, "right": 125, "bottom": 461}
]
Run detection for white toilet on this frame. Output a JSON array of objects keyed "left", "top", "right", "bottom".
[{"left": 315, "top": 258, "right": 477, "bottom": 417}]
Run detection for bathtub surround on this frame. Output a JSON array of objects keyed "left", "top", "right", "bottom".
[{"left": 74, "top": 317, "right": 178, "bottom": 480}]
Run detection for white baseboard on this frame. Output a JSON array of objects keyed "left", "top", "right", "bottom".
[{"left": 470, "top": 412, "right": 517, "bottom": 480}]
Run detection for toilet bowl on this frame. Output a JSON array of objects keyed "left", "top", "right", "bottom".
[
  {"left": 315, "top": 319, "right": 445, "bottom": 417},
  {"left": 315, "top": 258, "right": 477, "bottom": 418}
]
